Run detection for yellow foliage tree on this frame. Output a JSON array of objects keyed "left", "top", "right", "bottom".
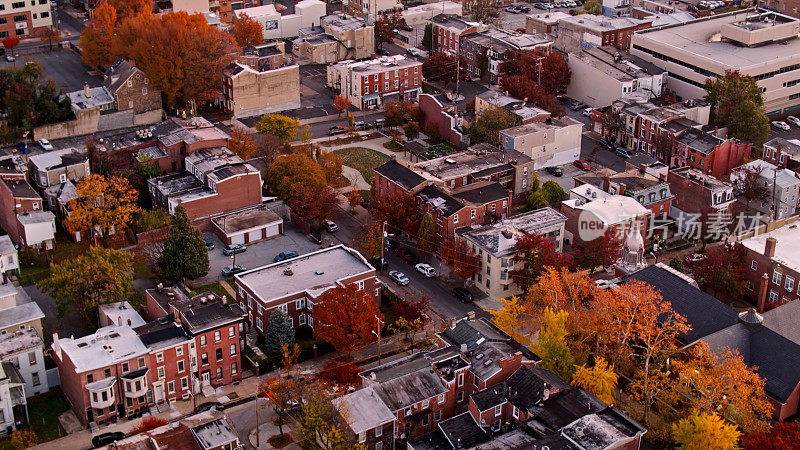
[
  {"left": 532, "top": 307, "right": 575, "bottom": 381},
  {"left": 571, "top": 357, "right": 618, "bottom": 405},
  {"left": 672, "top": 411, "right": 741, "bottom": 450},
  {"left": 491, "top": 296, "right": 532, "bottom": 346},
  {"left": 256, "top": 114, "right": 300, "bottom": 144},
  {"left": 64, "top": 174, "right": 140, "bottom": 244}
]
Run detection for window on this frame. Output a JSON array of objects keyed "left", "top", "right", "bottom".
[
  {"left": 28, "top": 351, "right": 36, "bottom": 366},
  {"left": 512, "top": 406, "right": 519, "bottom": 419},
  {"left": 87, "top": 373, "right": 94, "bottom": 383},
  {"left": 127, "top": 80, "right": 132, "bottom": 87},
  {"left": 295, "top": 299, "right": 304, "bottom": 310},
  {"left": 167, "top": 381, "right": 175, "bottom": 394},
  {"left": 231, "top": 362, "right": 238, "bottom": 375},
  {"left": 200, "top": 335, "right": 206, "bottom": 346},
  {"left": 422, "top": 399, "right": 429, "bottom": 409},
  {"left": 156, "top": 353, "right": 163, "bottom": 363},
  {"left": 181, "top": 377, "right": 188, "bottom": 389},
  {"left": 747, "top": 281, "right": 754, "bottom": 291},
  {"left": 422, "top": 414, "right": 429, "bottom": 426},
  {"left": 474, "top": 376, "right": 480, "bottom": 388},
  {"left": 773, "top": 270, "right": 782, "bottom": 285},
  {"left": 470, "top": 209, "right": 476, "bottom": 219},
  {"left": 11, "top": 2, "right": 23, "bottom": 8},
  {"left": 299, "top": 314, "right": 306, "bottom": 325},
  {"left": 256, "top": 318, "right": 263, "bottom": 331},
  {"left": 142, "top": 88, "right": 147, "bottom": 95},
  {"left": 376, "top": 425, "right": 383, "bottom": 437},
  {"left": 769, "top": 290, "right": 779, "bottom": 303},
  {"left": 121, "top": 362, "right": 128, "bottom": 373},
  {"left": 453, "top": 214, "right": 459, "bottom": 224},
  {"left": 178, "top": 360, "right": 185, "bottom": 373},
  {"left": 405, "top": 408, "right": 411, "bottom": 416},
  {"left": 216, "top": 367, "right": 222, "bottom": 379},
  {"left": 458, "top": 391, "right": 464, "bottom": 402},
  {"left": 786, "top": 276, "right": 795, "bottom": 292},
  {"left": 104, "top": 368, "right": 111, "bottom": 378},
  {"left": 158, "top": 366, "right": 164, "bottom": 379},
  {"left": 438, "top": 394, "right": 445, "bottom": 404},
  {"left": 457, "top": 372, "right": 464, "bottom": 387},
  {"left": 32, "top": 372, "right": 40, "bottom": 386},
  {"left": 358, "top": 431, "right": 366, "bottom": 443},
  {"left": 751, "top": 260, "right": 758, "bottom": 271},
  {"left": 216, "top": 348, "right": 223, "bottom": 361},
  {"left": 357, "top": 280, "right": 364, "bottom": 290},
  {"left": 434, "top": 410, "right": 441, "bottom": 422},
  {"left": 230, "top": 344, "right": 237, "bottom": 356},
  {"left": 494, "top": 405, "right": 502, "bottom": 416},
  {"left": 201, "top": 353, "right": 208, "bottom": 366},
  {"left": 228, "top": 326, "right": 235, "bottom": 338},
  {"left": 214, "top": 331, "right": 221, "bottom": 342}
]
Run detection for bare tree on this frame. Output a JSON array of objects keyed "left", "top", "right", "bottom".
[
  {"left": 652, "top": 131, "right": 676, "bottom": 166},
  {"left": 735, "top": 164, "right": 770, "bottom": 205},
  {"left": 469, "top": 0, "right": 500, "bottom": 24}
]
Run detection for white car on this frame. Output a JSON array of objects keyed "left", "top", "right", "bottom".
[
  {"left": 388, "top": 270, "right": 410, "bottom": 286},
  {"left": 415, "top": 263, "right": 436, "bottom": 278},
  {"left": 786, "top": 116, "right": 800, "bottom": 127},
  {"left": 582, "top": 107, "right": 593, "bottom": 117},
  {"left": 37, "top": 139, "right": 53, "bottom": 150},
  {"left": 772, "top": 120, "right": 791, "bottom": 131}
]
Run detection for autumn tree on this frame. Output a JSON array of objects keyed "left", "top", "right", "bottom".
[
  {"left": 9, "top": 429, "right": 37, "bottom": 450},
  {"left": 672, "top": 411, "right": 741, "bottom": 450},
  {"left": 571, "top": 357, "right": 618, "bottom": 405},
  {"left": 265, "top": 153, "right": 326, "bottom": 201},
  {"left": 157, "top": 204, "right": 210, "bottom": 283},
  {"left": 374, "top": 12, "right": 406, "bottom": 50},
  {"left": 317, "top": 151, "right": 343, "bottom": 183},
  {"left": 533, "top": 307, "right": 575, "bottom": 381},
  {"left": 690, "top": 245, "right": 746, "bottom": 300},
  {"left": 491, "top": 296, "right": 532, "bottom": 346},
  {"left": 422, "top": 52, "right": 461, "bottom": 85},
  {"left": 314, "top": 285, "right": 383, "bottom": 354},
  {"left": 133, "top": 417, "right": 168, "bottom": 434},
  {"left": 320, "top": 357, "right": 362, "bottom": 390},
  {"left": 228, "top": 127, "right": 258, "bottom": 160},
  {"left": 79, "top": 2, "right": 117, "bottom": 67},
  {"left": 107, "top": 0, "right": 152, "bottom": 21},
  {"left": 743, "top": 422, "right": 800, "bottom": 450},
  {"left": 1, "top": 35, "right": 20, "bottom": 51},
  {"left": 417, "top": 213, "right": 436, "bottom": 254},
  {"left": 672, "top": 343, "right": 772, "bottom": 434},
  {"left": 256, "top": 114, "right": 300, "bottom": 144},
  {"left": 470, "top": 0, "right": 500, "bottom": 23},
  {"left": 469, "top": 107, "right": 517, "bottom": 146},
  {"left": 424, "top": 120, "right": 441, "bottom": 140},
  {"left": 300, "top": 387, "right": 362, "bottom": 450},
  {"left": 574, "top": 228, "right": 622, "bottom": 274},
  {"left": 37, "top": 246, "right": 132, "bottom": 321},
  {"left": 232, "top": 13, "right": 263, "bottom": 47},
  {"left": 289, "top": 182, "right": 340, "bottom": 228},
  {"left": 705, "top": 71, "right": 769, "bottom": 146},
  {"left": 38, "top": 27, "right": 60, "bottom": 51},
  {"left": 579, "top": 0, "right": 602, "bottom": 14},
  {"left": 735, "top": 163, "right": 770, "bottom": 205},
  {"left": 347, "top": 187, "right": 363, "bottom": 210},
  {"left": 440, "top": 238, "right": 480, "bottom": 279},
  {"left": 64, "top": 174, "right": 140, "bottom": 244},
  {"left": 333, "top": 95, "right": 350, "bottom": 118},
  {"left": 503, "top": 50, "right": 571, "bottom": 95},
  {"left": 259, "top": 377, "right": 298, "bottom": 438},
  {"left": 265, "top": 309, "right": 295, "bottom": 357},
  {"left": 383, "top": 100, "right": 413, "bottom": 128},
  {"left": 370, "top": 188, "right": 416, "bottom": 233},
  {"left": 510, "top": 232, "right": 571, "bottom": 293},
  {"left": 356, "top": 223, "right": 383, "bottom": 259},
  {"left": 404, "top": 121, "right": 420, "bottom": 140}
]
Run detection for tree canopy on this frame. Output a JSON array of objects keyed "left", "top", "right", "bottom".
[
  {"left": 422, "top": 52, "right": 462, "bottom": 85},
  {"left": 256, "top": 114, "right": 300, "bottom": 144},
  {"left": 672, "top": 411, "right": 741, "bottom": 450},
  {"left": 0, "top": 61, "right": 72, "bottom": 140},
  {"left": 265, "top": 309, "right": 295, "bottom": 357},
  {"left": 232, "top": 13, "right": 263, "bottom": 47},
  {"left": 64, "top": 174, "right": 140, "bottom": 243},
  {"left": 157, "top": 204, "right": 210, "bottom": 283},
  {"left": 313, "top": 285, "right": 383, "bottom": 354},
  {"left": 468, "top": 107, "right": 517, "bottom": 146},
  {"left": 704, "top": 71, "right": 769, "bottom": 146}
]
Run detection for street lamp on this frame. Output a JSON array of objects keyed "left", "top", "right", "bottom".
[{"left": 372, "top": 315, "right": 385, "bottom": 366}]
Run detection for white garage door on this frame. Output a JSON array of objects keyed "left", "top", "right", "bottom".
[
  {"left": 265, "top": 223, "right": 280, "bottom": 238},
  {"left": 248, "top": 229, "right": 262, "bottom": 242},
  {"left": 231, "top": 234, "right": 245, "bottom": 245}
]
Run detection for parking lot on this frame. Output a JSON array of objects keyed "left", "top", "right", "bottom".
[
  {"left": 0, "top": 49, "right": 101, "bottom": 93},
  {"left": 498, "top": 2, "right": 579, "bottom": 32},
  {"left": 768, "top": 119, "right": 800, "bottom": 142},
  {"left": 195, "top": 223, "right": 323, "bottom": 286}
]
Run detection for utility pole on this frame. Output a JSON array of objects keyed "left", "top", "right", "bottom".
[
  {"left": 379, "top": 221, "right": 387, "bottom": 275},
  {"left": 455, "top": 57, "right": 461, "bottom": 97},
  {"left": 372, "top": 315, "right": 385, "bottom": 365}
]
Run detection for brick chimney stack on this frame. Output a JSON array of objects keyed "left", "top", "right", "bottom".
[
  {"left": 602, "top": 175, "right": 610, "bottom": 192},
  {"left": 618, "top": 182, "right": 627, "bottom": 196},
  {"left": 757, "top": 272, "right": 770, "bottom": 313},
  {"left": 765, "top": 237, "right": 777, "bottom": 258}
]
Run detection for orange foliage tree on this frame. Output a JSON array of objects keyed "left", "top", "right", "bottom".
[
  {"left": 228, "top": 127, "right": 258, "bottom": 160},
  {"left": 258, "top": 376, "right": 298, "bottom": 438},
  {"left": 440, "top": 238, "right": 479, "bottom": 279},
  {"left": 107, "top": 0, "right": 152, "bottom": 21},
  {"left": 79, "top": 2, "right": 117, "bottom": 67},
  {"left": 232, "top": 13, "right": 263, "bottom": 47},
  {"left": 346, "top": 187, "right": 362, "bottom": 210},
  {"left": 370, "top": 189, "right": 417, "bottom": 234},
  {"left": 64, "top": 174, "right": 140, "bottom": 244},
  {"left": 133, "top": 417, "right": 168, "bottom": 434},
  {"left": 313, "top": 285, "right": 383, "bottom": 354},
  {"left": 333, "top": 95, "right": 351, "bottom": 118}
]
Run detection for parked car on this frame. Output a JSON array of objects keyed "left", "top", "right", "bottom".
[
  {"left": 684, "top": 253, "right": 706, "bottom": 264},
  {"left": 195, "top": 402, "right": 225, "bottom": 413},
  {"left": 402, "top": 24, "right": 413, "bottom": 31},
  {"left": 461, "top": 74, "right": 472, "bottom": 81},
  {"left": 598, "top": 138, "right": 614, "bottom": 150},
  {"left": 222, "top": 264, "right": 247, "bottom": 277},
  {"left": 415, "top": 263, "right": 436, "bottom": 278},
  {"left": 573, "top": 159, "right": 590, "bottom": 171},
  {"left": 329, "top": 125, "right": 348, "bottom": 135},
  {"left": 406, "top": 48, "right": 420, "bottom": 57},
  {"left": 274, "top": 250, "right": 299, "bottom": 262},
  {"left": 352, "top": 121, "right": 371, "bottom": 130},
  {"left": 389, "top": 270, "right": 410, "bottom": 286},
  {"left": 772, "top": 120, "right": 790, "bottom": 130},
  {"left": 5, "top": 55, "right": 14, "bottom": 62},
  {"left": 204, "top": 238, "right": 215, "bottom": 250},
  {"left": 324, "top": 220, "right": 338, "bottom": 232},
  {"left": 452, "top": 287, "right": 473, "bottom": 303},
  {"left": 374, "top": 118, "right": 386, "bottom": 128},
  {"left": 37, "top": 138, "right": 53, "bottom": 151},
  {"left": 569, "top": 100, "right": 585, "bottom": 111},
  {"left": 505, "top": 6, "right": 520, "bottom": 12},
  {"left": 615, "top": 147, "right": 634, "bottom": 158},
  {"left": 515, "top": 27, "right": 526, "bottom": 33},
  {"left": 92, "top": 432, "right": 125, "bottom": 448},
  {"left": 545, "top": 166, "right": 563, "bottom": 176},
  {"left": 787, "top": 116, "right": 800, "bottom": 127},
  {"left": 582, "top": 107, "right": 593, "bottom": 117},
  {"left": 222, "top": 243, "right": 246, "bottom": 256},
  {"left": 516, "top": 5, "right": 531, "bottom": 12},
  {"left": 394, "top": 248, "right": 419, "bottom": 264},
  {"left": 378, "top": 48, "right": 390, "bottom": 56},
  {"left": 370, "top": 256, "right": 388, "bottom": 270}
]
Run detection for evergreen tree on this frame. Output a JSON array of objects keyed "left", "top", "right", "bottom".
[
  {"left": 421, "top": 23, "right": 433, "bottom": 52},
  {"left": 157, "top": 205, "right": 209, "bottom": 283},
  {"left": 265, "top": 309, "right": 295, "bottom": 357}
]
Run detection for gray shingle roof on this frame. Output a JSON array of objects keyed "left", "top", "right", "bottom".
[{"left": 373, "top": 160, "right": 426, "bottom": 191}]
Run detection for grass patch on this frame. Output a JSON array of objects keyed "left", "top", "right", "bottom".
[
  {"left": 332, "top": 147, "right": 390, "bottom": 186},
  {"left": 0, "top": 388, "right": 73, "bottom": 447},
  {"left": 189, "top": 282, "right": 230, "bottom": 301},
  {"left": 382, "top": 140, "right": 404, "bottom": 152}
]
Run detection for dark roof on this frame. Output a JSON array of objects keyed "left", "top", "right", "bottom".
[
  {"left": 415, "top": 185, "right": 464, "bottom": 218},
  {"left": 242, "top": 44, "right": 282, "bottom": 57},
  {"left": 765, "top": 137, "right": 800, "bottom": 157},
  {"left": 527, "top": 387, "right": 608, "bottom": 433},
  {"left": 171, "top": 292, "right": 245, "bottom": 334},
  {"left": 437, "top": 412, "right": 487, "bottom": 449},
  {"left": 676, "top": 127, "right": 724, "bottom": 155},
  {"left": 470, "top": 365, "right": 560, "bottom": 412},
  {"left": 2, "top": 179, "right": 40, "bottom": 199},
  {"left": 372, "top": 367, "right": 448, "bottom": 411},
  {"left": 471, "top": 384, "right": 508, "bottom": 411},
  {"left": 624, "top": 265, "right": 740, "bottom": 343},
  {"left": 450, "top": 182, "right": 509, "bottom": 205},
  {"left": 103, "top": 58, "right": 141, "bottom": 93},
  {"left": 373, "top": 159, "right": 426, "bottom": 191},
  {"left": 135, "top": 319, "right": 190, "bottom": 348}
]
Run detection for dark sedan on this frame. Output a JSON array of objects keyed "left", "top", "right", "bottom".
[{"left": 453, "top": 287, "right": 474, "bottom": 303}]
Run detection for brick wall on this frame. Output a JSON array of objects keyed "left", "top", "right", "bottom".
[
  {"left": 112, "top": 69, "right": 162, "bottom": 114},
  {"left": 193, "top": 325, "right": 243, "bottom": 386},
  {"left": 179, "top": 172, "right": 263, "bottom": 220}
]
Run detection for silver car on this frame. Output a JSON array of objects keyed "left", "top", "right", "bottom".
[{"left": 389, "top": 270, "right": 410, "bottom": 286}]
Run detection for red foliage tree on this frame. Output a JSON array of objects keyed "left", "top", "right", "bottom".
[
  {"left": 743, "top": 422, "right": 800, "bottom": 450},
  {"left": 539, "top": 51, "right": 571, "bottom": 94},
  {"left": 690, "top": 244, "right": 747, "bottom": 300},
  {"left": 511, "top": 232, "right": 571, "bottom": 293},
  {"left": 389, "top": 297, "right": 430, "bottom": 323},
  {"left": 132, "top": 417, "right": 168, "bottom": 434},
  {"left": 499, "top": 75, "right": 563, "bottom": 115},
  {"left": 370, "top": 188, "right": 417, "bottom": 234},
  {"left": 440, "top": 238, "right": 479, "bottom": 279},
  {"left": 574, "top": 228, "right": 622, "bottom": 274},
  {"left": 313, "top": 285, "right": 383, "bottom": 354},
  {"left": 319, "top": 356, "right": 362, "bottom": 390},
  {"left": 422, "top": 52, "right": 462, "bottom": 85},
  {"left": 2, "top": 36, "right": 20, "bottom": 50}
]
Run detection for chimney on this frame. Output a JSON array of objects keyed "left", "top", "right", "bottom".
[
  {"left": 757, "top": 272, "right": 770, "bottom": 313},
  {"left": 765, "top": 237, "right": 777, "bottom": 258},
  {"left": 639, "top": 163, "right": 646, "bottom": 174},
  {"left": 467, "top": 311, "right": 476, "bottom": 321},
  {"left": 602, "top": 175, "right": 610, "bottom": 192},
  {"left": 460, "top": 343, "right": 467, "bottom": 353},
  {"left": 618, "top": 182, "right": 627, "bottom": 196},
  {"left": 84, "top": 82, "right": 91, "bottom": 98}
]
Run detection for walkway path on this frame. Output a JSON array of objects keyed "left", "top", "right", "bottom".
[{"left": 340, "top": 166, "right": 371, "bottom": 192}]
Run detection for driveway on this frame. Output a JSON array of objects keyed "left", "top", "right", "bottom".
[{"left": 194, "top": 223, "right": 322, "bottom": 286}]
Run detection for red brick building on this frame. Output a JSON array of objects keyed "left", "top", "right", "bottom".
[
  {"left": 415, "top": 182, "right": 512, "bottom": 239},
  {"left": 234, "top": 245, "right": 379, "bottom": 336},
  {"left": 373, "top": 159, "right": 428, "bottom": 198},
  {"left": 672, "top": 128, "right": 751, "bottom": 180},
  {"left": 666, "top": 166, "right": 735, "bottom": 223},
  {"left": 574, "top": 167, "right": 673, "bottom": 219},
  {"left": 418, "top": 93, "right": 467, "bottom": 148},
  {"left": 430, "top": 13, "right": 484, "bottom": 56},
  {"left": 0, "top": 171, "right": 55, "bottom": 250},
  {"left": 327, "top": 55, "right": 422, "bottom": 110}
]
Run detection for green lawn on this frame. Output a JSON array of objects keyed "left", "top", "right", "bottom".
[
  {"left": 189, "top": 281, "right": 231, "bottom": 301},
  {"left": 0, "top": 388, "right": 71, "bottom": 448},
  {"left": 332, "top": 147, "right": 390, "bottom": 186}
]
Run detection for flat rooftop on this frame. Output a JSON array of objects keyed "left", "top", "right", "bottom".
[
  {"left": 576, "top": 46, "right": 666, "bottom": 81},
  {"left": 213, "top": 207, "right": 282, "bottom": 234},
  {"left": 0, "top": 328, "right": 43, "bottom": 359},
  {"left": 633, "top": 8, "right": 800, "bottom": 72},
  {"left": 414, "top": 144, "right": 531, "bottom": 182},
  {"left": 740, "top": 222, "right": 800, "bottom": 271},
  {"left": 192, "top": 418, "right": 238, "bottom": 449},
  {"left": 57, "top": 325, "right": 149, "bottom": 373},
  {"left": 560, "top": 14, "right": 649, "bottom": 32},
  {"left": 100, "top": 302, "right": 146, "bottom": 328},
  {"left": 235, "top": 245, "right": 373, "bottom": 301},
  {"left": 462, "top": 207, "right": 567, "bottom": 258}
]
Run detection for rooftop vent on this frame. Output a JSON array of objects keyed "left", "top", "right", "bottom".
[
  {"left": 315, "top": 270, "right": 325, "bottom": 275},
  {"left": 483, "top": 359, "right": 493, "bottom": 367},
  {"left": 284, "top": 268, "right": 294, "bottom": 276}
]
